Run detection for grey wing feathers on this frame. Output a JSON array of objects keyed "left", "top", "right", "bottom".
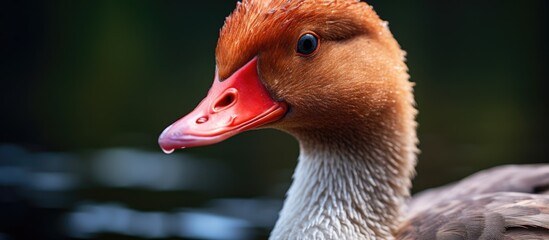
[
  {"left": 398, "top": 164, "right": 549, "bottom": 239},
  {"left": 407, "top": 164, "right": 549, "bottom": 216},
  {"left": 397, "top": 193, "right": 549, "bottom": 240}
]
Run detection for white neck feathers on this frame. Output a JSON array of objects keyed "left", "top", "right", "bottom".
[{"left": 270, "top": 130, "right": 415, "bottom": 239}]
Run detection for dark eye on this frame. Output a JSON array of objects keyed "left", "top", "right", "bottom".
[{"left": 296, "top": 33, "right": 319, "bottom": 56}]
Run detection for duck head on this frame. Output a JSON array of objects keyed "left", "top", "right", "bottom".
[{"left": 159, "top": 0, "right": 413, "bottom": 152}]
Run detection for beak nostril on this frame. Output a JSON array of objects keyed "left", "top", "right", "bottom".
[
  {"left": 196, "top": 116, "right": 208, "bottom": 124},
  {"left": 213, "top": 91, "right": 237, "bottom": 111}
]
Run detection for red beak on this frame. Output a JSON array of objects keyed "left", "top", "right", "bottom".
[{"left": 158, "top": 57, "right": 287, "bottom": 153}]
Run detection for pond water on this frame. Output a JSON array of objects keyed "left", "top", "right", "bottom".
[{"left": 0, "top": 145, "right": 282, "bottom": 239}]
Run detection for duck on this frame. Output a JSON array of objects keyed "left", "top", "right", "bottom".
[{"left": 158, "top": 0, "right": 549, "bottom": 239}]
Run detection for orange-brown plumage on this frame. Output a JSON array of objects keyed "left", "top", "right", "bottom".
[
  {"left": 217, "top": 0, "right": 393, "bottom": 80},
  {"left": 217, "top": 0, "right": 412, "bottom": 134}
]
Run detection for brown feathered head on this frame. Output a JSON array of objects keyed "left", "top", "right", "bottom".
[{"left": 159, "top": 0, "right": 412, "bottom": 151}]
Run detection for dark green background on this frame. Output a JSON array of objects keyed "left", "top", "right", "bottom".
[{"left": 1, "top": 1, "right": 548, "bottom": 239}]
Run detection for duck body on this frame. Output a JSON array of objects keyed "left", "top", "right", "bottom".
[
  {"left": 158, "top": 0, "right": 549, "bottom": 239},
  {"left": 401, "top": 164, "right": 549, "bottom": 239}
]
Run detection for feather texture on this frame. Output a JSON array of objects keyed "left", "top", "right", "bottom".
[
  {"left": 408, "top": 164, "right": 549, "bottom": 216},
  {"left": 398, "top": 192, "right": 549, "bottom": 239}
]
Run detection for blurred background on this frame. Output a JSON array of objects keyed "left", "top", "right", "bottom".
[{"left": 1, "top": 1, "right": 547, "bottom": 239}]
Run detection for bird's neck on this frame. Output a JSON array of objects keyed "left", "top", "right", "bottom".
[{"left": 271, "top": 117, "right": 417, "bottom": 239}]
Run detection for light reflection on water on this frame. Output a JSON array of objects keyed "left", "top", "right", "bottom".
[
  {"left": 92, "top": 148, "right": 232, "bottom": 192},
  {"left": 66, "top": 202, "right": 260, "bottom": 239},
  {"left": 0, "top": 145, "right": 282, "bottom": 239}
]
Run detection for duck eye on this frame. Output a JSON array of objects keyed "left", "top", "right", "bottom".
[{"left": 296, "top": 33, "right": 319, "bottom": 56}]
